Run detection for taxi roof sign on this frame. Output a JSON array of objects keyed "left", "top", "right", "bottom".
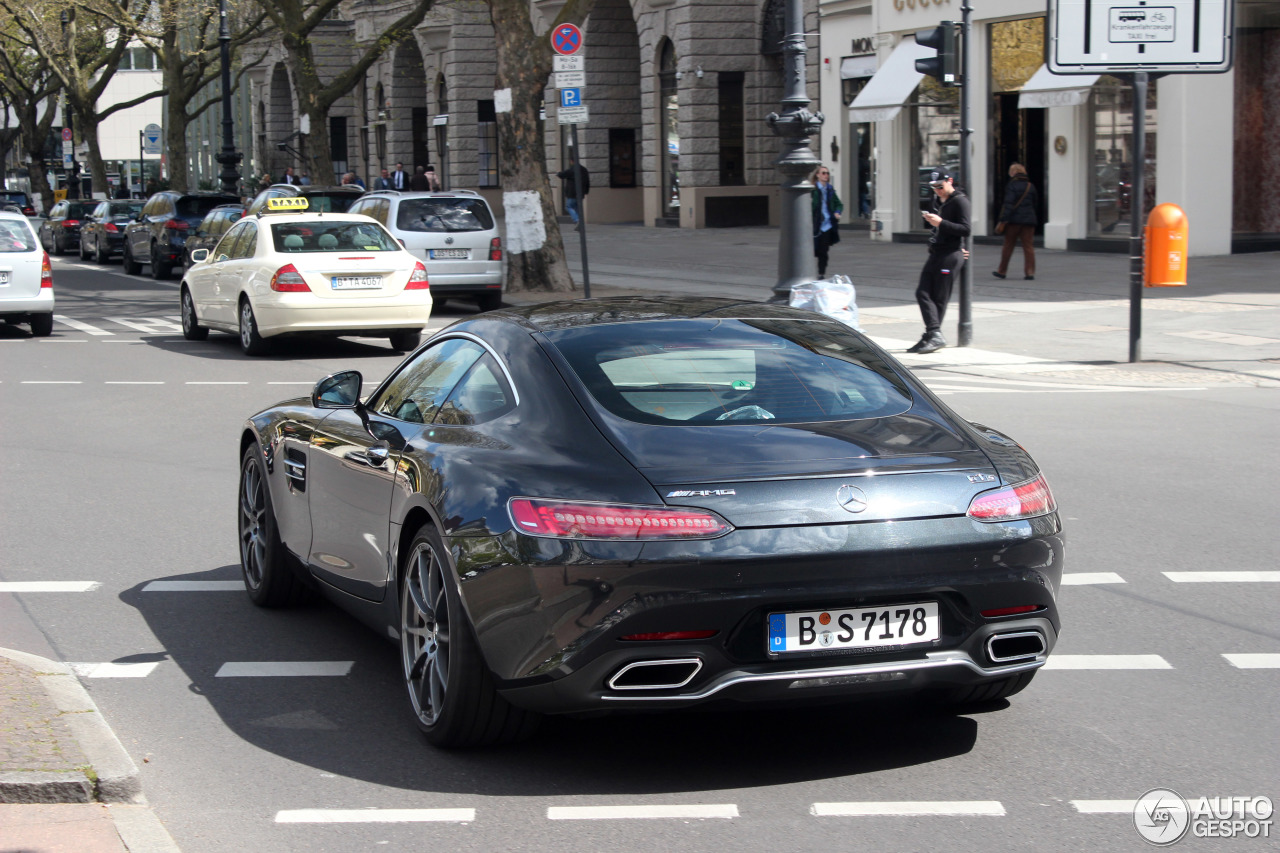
[{"left": 267, "top": 196, "right": 309, "bottom": 211}]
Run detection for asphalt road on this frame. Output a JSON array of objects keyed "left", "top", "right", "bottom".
[{"left": 1, "top": 258, "right": 1277, "bottom": 852}]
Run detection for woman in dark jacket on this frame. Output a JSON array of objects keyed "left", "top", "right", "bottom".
[
  {"left": 994, "top": 163, "right": 1038, "bottom": 280},
  {"left": 811, "top": 165, "right": 843, "bottom": 277}
]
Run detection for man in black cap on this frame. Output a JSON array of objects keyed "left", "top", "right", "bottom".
[{"left": 909, "top": 170, "right": 970, "bottom": 354}]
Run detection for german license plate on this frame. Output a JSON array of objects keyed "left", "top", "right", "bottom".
[
  {"left": 331, "top": 276, "right": 381, "bottom": 290},
  {"left": 429, "top": 249, "right": 469, "bottom": 260},
  {"left": 768, "top": 602, "right": 940, "bottom": 654}
]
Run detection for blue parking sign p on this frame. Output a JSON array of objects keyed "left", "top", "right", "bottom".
[{"left": 560, "top": 88, "right": 582, "bottom": 108}]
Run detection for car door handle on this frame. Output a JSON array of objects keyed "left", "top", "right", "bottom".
[{"left": 365, "top": 444, "right": 390, "bottom": 466}]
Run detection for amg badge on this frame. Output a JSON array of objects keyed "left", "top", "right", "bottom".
[{"left": 666, "top": 489, "right": 736, "bottom": 498}]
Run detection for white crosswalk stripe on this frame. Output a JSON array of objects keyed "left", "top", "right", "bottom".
[
  {"left": 54, "top": 315, "right": 114, "bottom": 335},
  {"left": 106, "top": 316, "right": 183, "bottom": 334},
  {"left": 1062, "top": 572, "right": 1126, "bottom": 585},
  {"left": 1222, "top": 654, "right": 1280, "bottom": 669}
]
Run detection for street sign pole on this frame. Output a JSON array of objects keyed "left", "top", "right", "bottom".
[
  {"left": 138, "top": 130, "right": 144, "bottom": 197},
  {"left": 569, "top": 123, "right": 590, "bottom": 298},
  {"left": 552, "top": 26, "right": 591, "bottom": 297},
  {"left": 1128, "top": 71, "right": 1147, "bottom": 363},
  {"left": 957, "top": 1, "right": 973, "bottom": 347}
]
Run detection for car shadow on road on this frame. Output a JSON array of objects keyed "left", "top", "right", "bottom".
[
  {"left": 122, "top": 567, "right": 982, "bottom": 797},
  {"left": 140, "top": 333, "right": 418, "bottom": 362}
]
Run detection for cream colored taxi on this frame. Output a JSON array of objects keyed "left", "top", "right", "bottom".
[{"left": 179, "top": 197, "right": 432, "bottom": 355}]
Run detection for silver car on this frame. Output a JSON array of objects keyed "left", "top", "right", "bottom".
[
  {"left": 348, "top": 190, "right": 504, "bottom": 312},
  {"left": 0, "top": 213, "right": 54, "bottom": 336}
]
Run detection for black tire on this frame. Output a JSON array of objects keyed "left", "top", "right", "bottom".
[
  {"left": 29, "top": 313, "right": 53, "bottom": 337},
  {"left": 939, "top": 671, "right": 1037, "bottom": 707},
  {"left": 431, "top": 297, "right": 447, "bottom": 311},
  {"left": 476, "top": 293, "right": 503, "bottom": 313},
  {"left": 51, "top": 233, "right": 63, "bottom": 256},
  {"left": 400, "top": 524, "right": 540, "bottom": 748},
  {"left": 238, "top": 444, "right": 303, "bottom": 608},
  {"left": 388, "top": 330, "right": 421, "bottom": 352},
  {"left": 122, "top": 242, "right": 142, "bottom": 275},
  {"left": 180, "top": 287, "right": 209, "bottom": 341},
  {"left": 78, "top": 237, "right": 89, "bottom": 260},
  {"left": 238, "top": 298, "right": 269, "bottom": 356},
  {"left": 95, "top": 236, "right": 109, "bottom": 265},
  {"left": 151, "top": 243, "right": 171, "bottom": 280}
]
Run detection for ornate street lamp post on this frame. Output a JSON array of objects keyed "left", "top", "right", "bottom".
[
  {"left": 216, "top": 0, "right": 242, "bottom": 194},
  {"left": 767, "top": 0, "right": 823, "bottom": 301}
]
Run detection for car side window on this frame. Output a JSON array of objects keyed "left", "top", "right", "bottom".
[
  {"left": 373, "top": 339, "right": 485, "bottom": 424},
  {"left": 215, "top": 221, "right": 249, "bottom": 260},
  {"left": 434, "top": 354, "right": 514, "bottom": 426},
  {"left": 227, "top": 222, "right": 258, "bottom": 260}
]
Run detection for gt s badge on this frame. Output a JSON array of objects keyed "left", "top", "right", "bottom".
[
  {"left": 968, "top": 473, "right": 998, "bottom": 483},
  {"left": 667, "top": 489, "right": 736, "bottom": 498}
]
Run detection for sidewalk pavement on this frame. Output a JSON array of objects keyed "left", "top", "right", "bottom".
[
  {"left": 516, "top": 222, "right": 1280, "bottom": 388},
  {"left": 1, "top": 649, "right": 180, "bottom": 853}
]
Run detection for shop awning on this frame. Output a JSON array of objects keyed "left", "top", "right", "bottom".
[
  {"left": 840, "top": 55, "right": 877, "bottom": 80},
  {"left": 1018, "top": 65, "right": 1099, "bottom": 109},
  {"left": 846, "top": 38, "right": 933, "bottom": 123}
]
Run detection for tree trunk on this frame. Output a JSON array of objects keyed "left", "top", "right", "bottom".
[
  {"left": 73, "top": 110, "right": 110, "bottom": 201},
  {"left": 279, "top": 32, "right": 335, "bottom": 185},
  {"left": 166, "top": 103, "right": 192, "bottom": 192},
  {"left": 490, "top": 0, "right": 573, "bottom": 293}
]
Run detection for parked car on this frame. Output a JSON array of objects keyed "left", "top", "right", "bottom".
[
  {"left": 0, "top": 190, "right": 36, "bottom": 217},
  {"left": 234, "top": 297, "right": 1064, "bottom": 748},
  {"left": 180, "top": 198, "right": 432, "bottom": 355},
  {"left": 122, "top": 191, "right": 239, "bottom": 280},
  {"left": 79, "top": 199, "right": 146, "bottom": 263},
  {"left": 348, "top": 190, "right": 504, "bottom": 312},
  {"left": 0, "top": 212, "right": 54, "bottom": 336},
  {"left": 183, "top": 204, "right": 245, "bottom": 270},
  {"left": 38, "top": 200, "right": 96, "bottom": 255},
  {"left": 244, "top": 184, "right": 365, "bottom": 216}
]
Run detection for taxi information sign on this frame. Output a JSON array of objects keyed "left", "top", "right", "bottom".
[{"left": 267, "top": 196, "right": 309, "bottom": 211}]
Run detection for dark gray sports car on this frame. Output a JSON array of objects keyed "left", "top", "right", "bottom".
[{"left": 239, "top": 298, "right": 1063, "bottom": 748}]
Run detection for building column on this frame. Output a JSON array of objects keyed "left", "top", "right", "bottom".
[
  {"left": 1044, "top": 104, "right": 1088, "bottom": 250},
  {"left": 1157, "top": 70, "right": 1235, "bottom": 256}
]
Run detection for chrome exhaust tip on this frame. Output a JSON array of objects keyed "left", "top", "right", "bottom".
[
  {"left": 987, "top": 631, "right": 1046, "bottom": 663},
  {"left": 607, "top": 658, "right": 703, "bottom": 691}
]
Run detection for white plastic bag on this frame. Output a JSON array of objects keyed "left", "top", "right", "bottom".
[{"left": 789, "top": 275, "right": 861, "bottom": 331}]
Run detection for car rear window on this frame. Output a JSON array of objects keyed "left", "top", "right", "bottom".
[
  {"left": 0, "top": 192, "right": 30, "bottom": 205},
  {"left": 304, "top": 193, "right": 361, "bottom": 213},
  {"left": 0, "top": 219, "right": 37, "bottom": 252},
  {"left": 176, "top": 196, "right": 237, "bottom": 218},
  {"left": 66, "top": 204, "right": 94, "bottom": 218},
  {"left": 270, "top": 220, "right": 401, "bottom": 253},
  {"left": 110, "top": 202, "right": 144, "bottom": 216},
  {"left": 545, "top": 319, "right": 914, "bottom": 425},
  {"left": 395, "top": 198, "right": 494, "bottom": 233}
]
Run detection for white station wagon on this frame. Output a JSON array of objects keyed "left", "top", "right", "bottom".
[{"left": 180, "top": 199, "right": 432, "bottom": 355}]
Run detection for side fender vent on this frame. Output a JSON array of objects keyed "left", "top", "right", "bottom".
[{"left": 284, "top": 448, "right": 307, "bottom": 493}]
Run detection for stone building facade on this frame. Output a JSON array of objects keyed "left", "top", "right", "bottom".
[{"left": 247, "top": 0, "right": 819, "bottom": 227}]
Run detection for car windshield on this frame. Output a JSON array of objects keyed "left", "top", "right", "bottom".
[
  {"left": 270, "top": 220, "right": 401, "bottom": 253},
  {"left": 395, "top": 198, "right": 494, "bottom": 233},
  {"left": 304, "top": 193, "right": 360, "bottom": 213},
  {"left": 109, "top": 202, "right": 144, "bottom": 216},
  {"left": 0, "top": 219, "right": 37, "bottom": 252},
  {"left": 545, "top": 318, "right": 914, "bottom": 425},
  {"left": 176, "top": 196, "right": 236, "bottom": 218}
]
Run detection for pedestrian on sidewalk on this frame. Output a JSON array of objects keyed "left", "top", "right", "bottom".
[
  {"left": 909, "top": 169, "right": 971, "bottom": 355},
  {"left": 424, "top": 165, "right": 442, "bottom": 192},
  {"left": 811, "top": 164, "right": 842, "bottom": 277},
  {"left": 557, "top": 156, "right": 590, "bottom": 226},
  {"left": 993, "top": 163, "right": 1038, "bottom": 280}
]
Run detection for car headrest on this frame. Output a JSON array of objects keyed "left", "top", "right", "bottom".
[
  {"left": 317, "top": 234, "right": 338, "bottom": 249},
  {"left": 283, "top": 234, "right": 303, "bottom": 249}
]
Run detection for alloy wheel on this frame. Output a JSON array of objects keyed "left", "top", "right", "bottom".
[
  {"left": 238, "top": 456, "right": 267, "bottom": 591},
  {"left": 401, "top": 541, "right": 451, "bottom": 726}
]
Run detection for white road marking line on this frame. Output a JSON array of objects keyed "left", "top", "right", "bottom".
[
  {"left": 69, "top": 662, "right": 160, "bottom": 678},
  {"left": 54, "top": 315, "right": 113, "bottom": 335},
  {"left": 547, "top": 804, "right": 738, "bottom": 820},
  {"left": 105, "top": 381, "right": 165, "bottom": 385},
  {"left": 1222, "top": 654, "right": 1280, "bottom": 669},
  {"left": 20, "top": 380, "right": 82, "bottom": 384},
  {"left": 1071, "top": 800, "right": 1134, "bottom": 814},
  {"left": 0, "top": 581, "right": 101, "bottom": 592},
  {"left": 275, "top": 809, "right": 475, "bottom": 824},
  {"left": 811, "top": 801, "right": 1006, "bottom": 817},
  {"left": 215, "top": 661, "right": 354, "bottom": 677},
  {"left": 1042, "top": 655, "right": 1172, "bottom": 670},
  {"left": 1061, "top": 572, "right": 1126, "bottom": 585},
  {"left": 106, "top": 317, "right": 183, "bottom": 334},
  {"left": 143, "top": 580, "right": 242, "bottom": 592},
  {"left": 1164, "top": 571, "right": 1280, "bottom": 583},
  {"left": 1168, "top": 329, "right": 1280, "bottom": 347},
  {"left": 186, "top": 381, "right": 248, "bottom": 385}
]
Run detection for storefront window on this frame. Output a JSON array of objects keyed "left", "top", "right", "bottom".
[
  {"left": 990, "top": 18, "right": 1046, "bottom": 231},
  {"left": 911, "top": 78, "right": 959, "bottom": 223},
  {"left": 1089, "top": 75, "right": 1157, "bottom": 237},
  {"left": 1233, "top": 23, "right": 1280, "bottom": 235}
]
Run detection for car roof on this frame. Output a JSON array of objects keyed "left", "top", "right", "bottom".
[{"left": 499, "top": 297, "right": 839, "bottom": 333}]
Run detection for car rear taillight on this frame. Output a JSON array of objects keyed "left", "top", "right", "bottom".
[
  {"left": 967, "top": 474, "right": 1056, "bottom": 522},
  {"left": 508, "top": 498, "right": 733, "bottom": 541},
  {"left": 489, "top": 236, "right": 502, "bottom": 261},
  {"left": 164, "top": 219, "right": 189, "bottom": 232},
  {"left": 980, "top": 605, "right": 1041, "bottom": 618},
  {"left": 270, "top": 263, "right": 309, "bottom": 292},
  {"left": 40, "top": 252, "right": 52, "bottom": 287},
  {"left": 406, "top": 261, "right": 429, "bottom": 290},
  {"left": 23, "top": 207, "right": 34, "bottom": 216},
  {"left": 63, "top": 219, "right": 79, "bottom": 228},
  {"left": 104, "top": 222, "right": 119, "bottom": 233}
]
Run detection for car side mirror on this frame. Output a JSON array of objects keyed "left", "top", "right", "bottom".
[
  {"left": 191, "top": 248, "right": 209, "bottom": 264},
  {"left": 312, "top": 370, "right": 363, "bottom": 409}
]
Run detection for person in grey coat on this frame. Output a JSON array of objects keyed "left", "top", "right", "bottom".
[{"left": 993, "top": 163, "right": 1039, "bottom": 280}]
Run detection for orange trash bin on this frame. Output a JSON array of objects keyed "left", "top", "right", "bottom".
[{"left": 1144, "top": 203, "right": 1189, "bottom": 287}]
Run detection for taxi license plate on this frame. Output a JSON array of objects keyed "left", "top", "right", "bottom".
[
  {"left": 768, "top": 602, "right": 940, "bottom": 654},
  {"left": 331, "top": 276, "right": 381, "bottom": 290},
  {"left": 429, "top": 249, "right": 469, "bottom": 260}
]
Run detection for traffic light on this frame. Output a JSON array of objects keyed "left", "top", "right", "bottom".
[{"left": 915, "top": 22, "right": 958, "bottom": 87}]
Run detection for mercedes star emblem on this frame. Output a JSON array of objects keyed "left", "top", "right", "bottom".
[{"left": 836, "top": 484, "right": 868, "bottom": 513}]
